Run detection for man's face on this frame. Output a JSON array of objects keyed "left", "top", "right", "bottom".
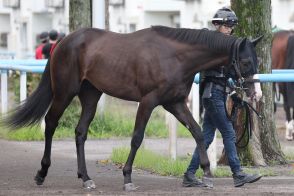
[{"left": 215, "top": 24, "right": 234, "bottom": 35}]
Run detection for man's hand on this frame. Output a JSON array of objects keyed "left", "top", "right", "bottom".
[
  {"left": 252, "top": 74, "right": 262, "bottom": 102},
  {"left": 230, "top": 91, "right": 243, "bottom": 105}
]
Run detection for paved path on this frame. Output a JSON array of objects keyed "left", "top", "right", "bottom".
[{"left": 1, "top": 139, "right": 294, "bottom": 195}]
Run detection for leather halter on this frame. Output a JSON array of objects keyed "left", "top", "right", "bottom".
[
  {"left": 231, "top": 38, "right": 244, "bottom": 84},
  {"left": 231, "top": 38, "right": 260, "bottom": 85}
]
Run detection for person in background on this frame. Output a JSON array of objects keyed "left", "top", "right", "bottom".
[
  {"left": 58, "top": 32, "right": 66, "bottom": 40},
  {"left": 42, "top": 29, "right": 58, "bottom": 59},
  {"left": 49, "top": 32, "right": 66, "bottom": 55},
  {"left": 35, "top": 31, "right": 48, "bottom": 59},
  {"left": 182, "top": 7, "right": 262, "bottom": 188}
]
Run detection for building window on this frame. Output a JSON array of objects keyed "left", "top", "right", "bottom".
[
  {"left": 129, "top": 23, "right": 136, "bottom": 32},
  {"left": 0, "top": 33, "right": 8, "bottom": 48}
]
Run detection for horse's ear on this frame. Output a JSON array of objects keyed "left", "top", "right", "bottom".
[
  {"left": 251, "top": 35, "right": 264, "bottom": 47},
  {"left": 239, "top": 38, "right": 247, "bottom": 49}
]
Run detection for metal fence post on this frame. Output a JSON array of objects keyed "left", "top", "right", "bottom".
[
  {"left": 20, "top": 71, "right": 27, "bottom": 102},
  {"left": 1, "top": 70, "right": 8, "bottom": 114}
]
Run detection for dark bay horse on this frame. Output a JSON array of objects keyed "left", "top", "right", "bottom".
[
  {"left": 272, "top": 30, "right": 294, "bottom": 140},
  {"left": 3, "top": 26, "right": 261, "bottom": 190}
]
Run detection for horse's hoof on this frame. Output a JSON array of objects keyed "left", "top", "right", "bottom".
[
  {"left": 83, "top": 180, "right": 96, "bottom": 190},
  {"left": 34, "top": 173, "right": 45, "bottom": 185},
  {"left": 202, "top": 176, "right": 213, "bottom": 189},
  {"left": 123, "top": 183, "right": 138, "bottom": 191}
]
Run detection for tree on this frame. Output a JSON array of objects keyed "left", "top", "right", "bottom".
[
  {"left": 219, "top": 0, "right": 286, "bottom": 166},
  {"left": 105, "top": 0, "right": 109, "bottom": 30},
  {"left": 69, "top": 0, "right": 92, "bottom": 32}
]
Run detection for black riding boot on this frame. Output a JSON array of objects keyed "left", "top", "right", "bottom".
[
  {"left": 233, "top": 171, "right": 262, "bottom": 187},
  {"left": 182, "top": 172, "right": 204, "bottom": 187}
]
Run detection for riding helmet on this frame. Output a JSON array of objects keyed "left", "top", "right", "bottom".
[{"left": 212, "top": 7, "right": 238, "bottom": 27}]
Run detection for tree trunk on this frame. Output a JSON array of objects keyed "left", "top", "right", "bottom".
[
  {"left": 105, "top": 0, "right": 109, "bottom": 30},
  {"left": 69, "top": 0, "right": 92, "bottom": 32},
  {"left": 219, "top": 0, "right": 286, "bottom": 166}
]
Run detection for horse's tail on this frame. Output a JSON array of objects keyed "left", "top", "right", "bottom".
[{"left": 4, "top": 58, "right": 53, "bottom": 129}]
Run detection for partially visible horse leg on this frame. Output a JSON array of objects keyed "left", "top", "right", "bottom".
[
  {"left": 75, "top": 81, "right": 102, "bottom": 189},
  {"left": 281, "top": 86, "right": 294, "bottom": 141},
  {"left": 35, "top": 95, "right": 75, "bottom": 185},
  {"left": 163, "top": 101, "right": 213, "bottom": 186},
  {"left": 122, "top": 94, "right": 158, "bottom": 191},
  {"left": 284, "top": 105, "right": 293, "bottom": 141},
  {"left": 284, "top": 105, "right": 291, "bottom": 122}
]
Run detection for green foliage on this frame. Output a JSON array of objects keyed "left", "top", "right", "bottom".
[
  {"left": 1, "top": 127, "right": 44, "bottom": 141},
  {"left": 9, "top": 72, "right": 41, "bottom": 102},
  {"left": 111, "top": 147, "right": 276, "bottom": 178},
  {"left": 111, "top": 147, "right": 189, "bottom": 176},
  {"left": 285, "top": 151, "right": 294, "bottom": 161},
  {"left": 57, "top": 98, "right": 194, "bottom": 139},
  {"left": 1, "top": 95, "right": 195, "bottom": 140}
]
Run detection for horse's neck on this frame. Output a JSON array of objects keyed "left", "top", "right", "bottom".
[{"left": 183, "top": 46, "right": 229, "bottom": 77}]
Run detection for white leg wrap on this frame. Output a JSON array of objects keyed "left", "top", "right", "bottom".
[{"left": 286, "top": 121, "right": 293, "bottom": 141}]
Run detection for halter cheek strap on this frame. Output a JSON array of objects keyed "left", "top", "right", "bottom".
[
  {"left": 231, "top": 38, "right": 244, "bottom": 84},
  {"left": 231, "top": 39, "right": 261, "bottom": 85}
]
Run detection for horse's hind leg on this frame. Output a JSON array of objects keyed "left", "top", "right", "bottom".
[
  {"left": 75, "top": 81, "right": 102, "bottom": 189},
  {"left": 163, "top": 101, "right": 213, "bottom": 187},
  {"left": 283, "top": 99, "right": 293, "bottom": 140},
  {"left": 284, "top": 105, "right": 291, "bottom": 122},
  {"left": 35, "top": 95, "right": 75, "bottom": 185},
  {"left": 122, "top": 94, "right": 158, "bottom": 191}
]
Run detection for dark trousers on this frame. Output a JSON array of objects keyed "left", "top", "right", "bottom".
[{"left": 186, "top": 86, "right": 241, "bottom": 174}]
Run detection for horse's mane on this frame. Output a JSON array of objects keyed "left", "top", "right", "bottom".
[{"left": 151, "top": 26, "right": 237, "bottom": 53}]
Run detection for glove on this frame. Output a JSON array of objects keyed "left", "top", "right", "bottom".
[{"left": 230, "top": 91, "right": 243, "bottom": 105}]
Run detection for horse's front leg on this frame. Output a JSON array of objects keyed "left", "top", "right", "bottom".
[
  {"left": 123, "top": 94, "right": 158, "bottom": 191},
  {"left": 164, "top": 101, "right": 213, "bottom": 187}
]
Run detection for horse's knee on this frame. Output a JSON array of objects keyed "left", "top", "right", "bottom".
[{"left": 75, "top": 126, "right": 88, "bottom": 144}]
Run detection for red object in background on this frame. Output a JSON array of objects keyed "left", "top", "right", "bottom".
[
  {"left": 35, "top": 44, "right": 45, "bottom": 59},
  {"left": 50, "top": 43, "right": 57, "bottom": 55}
]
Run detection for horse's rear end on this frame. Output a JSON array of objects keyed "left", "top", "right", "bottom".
[{"left": 272, "top": 30, "right": 294, "bottom": 140}]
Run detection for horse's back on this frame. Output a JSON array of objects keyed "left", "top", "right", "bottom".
[
  {"left": 50, "top": 27, "right": 171, "bottom": 101},
  {"left": 272, "top": 31, "right": 294, "bottom": 69}
]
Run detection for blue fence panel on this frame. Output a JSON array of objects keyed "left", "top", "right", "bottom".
[{"left": 0, "top": 59, "right": 294, "bottom": 82}]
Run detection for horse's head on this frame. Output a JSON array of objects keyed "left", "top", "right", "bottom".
[{"left": 230, "top": 36, "right": 263, "bottom": 101}]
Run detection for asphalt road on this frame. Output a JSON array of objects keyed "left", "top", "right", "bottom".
[{"left": 1, "top": 139, "right": 294, "bottom": 195}]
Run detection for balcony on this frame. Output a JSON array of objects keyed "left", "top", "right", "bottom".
[
  {"left": 2, "top": 0, "right": 20, "bottom": 8},
  {"left": 45, "top": 0, "right": 64, "bottom": 8},
  {"left": 109, "top": 0, "right": 125, "bottom": 7}
]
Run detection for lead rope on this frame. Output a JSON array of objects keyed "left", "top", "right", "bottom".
[
  {"left": 224, "top": 82, "right": 263, "bottom": 148},
  {"left": 234, "top": 101, "right": 252, "bottom": 148},
  {"left": 232, "top": 98, "right": 263, "bottom": 148}
]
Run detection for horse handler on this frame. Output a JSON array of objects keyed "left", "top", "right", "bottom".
[{"left": 182, "top": 7, "right": 262, "bottom": 188}]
